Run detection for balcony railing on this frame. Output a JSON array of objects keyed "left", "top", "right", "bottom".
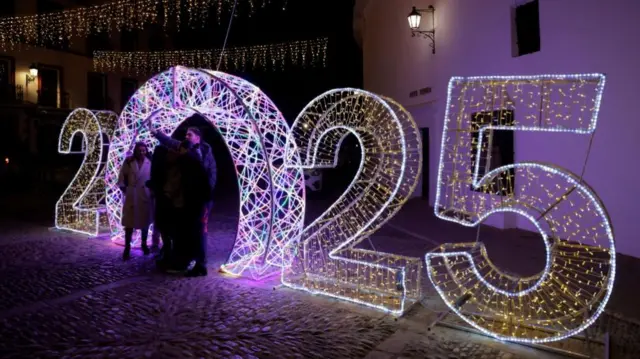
[
  {"left": 37, "top": 89, "right": 71, "bottom": 109},
  {"left": 0, "top": 84, "right": 24, "bottom": 104},
  {"left": 0, "top": 84, "right": 71, "bottom": 109}
]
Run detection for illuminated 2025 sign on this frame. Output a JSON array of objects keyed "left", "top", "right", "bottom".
[
  {"left": 427, "top": 74, "right": 615, "bottom": 343},
  {"left": 55, "top": 70, "right": 614, "bottom": 344}
]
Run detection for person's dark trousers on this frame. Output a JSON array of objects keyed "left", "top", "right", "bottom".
[
  {"left": 198, "top": 201, "right": 213, "bottom": 265},
  {"left": 153, "top": 194, "right": 172, "bottom": 257},
  {"left": 123, "top": 226, "right": 150, "bottom": 260},
  {"left": 155, "top": 203, "right": 190, "bottom": 271},
  {"left": 167, "top": 208, "right": 193, "bottom": 270},
  {"left": 185, "top": 203, "right": 209, "bottom": 277}
]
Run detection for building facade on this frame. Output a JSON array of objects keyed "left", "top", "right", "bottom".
[
  {"left": 0, "top": 0, "right": 160, "bottom": 191},
  {"left": 355, "top": 0, "right": 640, "bottom": 258},
  {"left": 0, "top": 0, "right": 152, "bottom": 113}
]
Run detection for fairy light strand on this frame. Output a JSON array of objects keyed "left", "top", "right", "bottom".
[
  {"left": 55, "top": 109, "right": 118, "bottom": 237},
  {"left": 428, "top": 73, "right": 615, "bottom": 343},
  {"left": 93, "top": 38, "right": 329, "bottom": 75},
  {"left": 281, "top": 89, "right": 423, "bottom": 314},
  {"left": 0, "top": 0, "right": 285, "bottom": 50},
  {"left": 105, "top": 65, "right": 305, "bottom": 279}
]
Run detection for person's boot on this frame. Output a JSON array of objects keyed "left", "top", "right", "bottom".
[
  {"left": 140, "top": 236, "right": 150, "bottom": 255},
  {"left": 166, "top": 258, "right": 189, "bottom": 274},
  {"left": 151, "top": 231, "right": 161, "bottom": 253},
  {"left": 186, "top": 263, "right": 208, "bottom": 277},
  {"left": 154, "top": 246, "right": 165, "bottom": 260},
  {"left": 122, "top": 246, "right": 131, "bottom": 261}
]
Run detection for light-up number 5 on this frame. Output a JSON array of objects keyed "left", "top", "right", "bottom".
[
  {"left": 427, "top": 74, "right": 615, "bottom": 343},
  {"left": 282, "top": 89, "right": 423, "bottom": 314},
  {"left": 55, "top": 108, "right": 118, "bottom": 236}
]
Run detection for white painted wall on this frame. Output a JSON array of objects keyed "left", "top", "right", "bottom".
[{"left": 356, "top": 0, "right": 640, "bottom": 258}]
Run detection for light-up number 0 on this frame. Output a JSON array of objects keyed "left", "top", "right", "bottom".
[
  {"left": 427, "top": 74, "right": 615, "bottom": 343},
  {"left": 282, "top": 89, "right": 423, "bottom": 314},
  {"left": 55, "top": 109, "right": 118, "bottom": 236}
]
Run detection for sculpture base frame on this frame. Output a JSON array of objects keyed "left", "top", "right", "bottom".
[{"left": 428, "top": 306, "right": 609, "bottom": 359}]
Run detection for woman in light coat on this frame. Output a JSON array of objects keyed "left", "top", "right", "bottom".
[{"left": 118, "top": 142, "right": 154, "bottom": 260}]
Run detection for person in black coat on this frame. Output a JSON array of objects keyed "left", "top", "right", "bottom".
[
  {"left": 149, "top": 124, "right": 217, "bottom": 275},
  {"left": 149, "top": 141, "right": 212, "bottom": 275},
  {"left": 174, "top": 141, "right": 212, "bottom": 276},
  {"left": 146, "top": 145, "right": 171, "bottom": 257},
  {"left": 150, "top": 125, "right": 217, "bottom": 206}
]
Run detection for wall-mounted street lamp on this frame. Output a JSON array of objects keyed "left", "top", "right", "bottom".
[
  {"left": 408, "top": 6, "right": 436, "bottom": 54},
  {"left": 26, "top": 63, "right": 38, "bottom": 83},
  {"left": 25, "top": 63, "right": 39, "bottom": 103}
]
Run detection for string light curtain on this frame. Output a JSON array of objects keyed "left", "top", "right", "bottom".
[
  {"left": 93, "top": 38, "right": 329, "bottom": 75},
  {"left": 0, "top": 0, "right": 283, "bottom": 50}
]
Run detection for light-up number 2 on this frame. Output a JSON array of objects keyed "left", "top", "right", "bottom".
[
  {"left": 55, "top": 109, "right": 118, "bottom": 236},
  {"left": 282, "top": 89, "right": 423, "bottom": 314},
  {"left": 427, "top": 74, "right": 615, "bottom": 343}
]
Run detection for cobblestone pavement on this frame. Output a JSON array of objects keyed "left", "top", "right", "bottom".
[{"left": 0, "top": 215, "right": 612, "bottom": 359}]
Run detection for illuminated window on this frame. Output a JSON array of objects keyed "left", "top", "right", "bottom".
[{"left": 512, "top": 0, "right": 540, "bottom": 56}]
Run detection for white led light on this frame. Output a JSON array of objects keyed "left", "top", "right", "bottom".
[
  {"left": 104, "top": 66, "right": 305, "bottom": 279},
  {"left": 55, "top": 108, "right": 118, "bottom": 236},
  {"left": 428, "top": 73, "right": 615, "bottom": 343},
  {"left": 281, "top": 89, "right": 423, "bottom": 314}
]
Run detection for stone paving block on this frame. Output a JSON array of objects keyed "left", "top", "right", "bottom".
[
  {"left": 374, "top": 330, "right": 414, "bottom": 354},
  {"left": 363, "top": 350, "right": 394, "bottom": 359},
  {"left": 0, "top": 218, "right": 638, "bottom": 358}
]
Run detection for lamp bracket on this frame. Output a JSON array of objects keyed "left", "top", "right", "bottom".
[{"left": 411, "top": 30, "right": 436, "bottom": 54}]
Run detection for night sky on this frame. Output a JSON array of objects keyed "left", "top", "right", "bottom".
[
  {"left": 167, "top": 0, "right": 363, "bottom": 198},
  {"left": 169, "top": 0, "right": 362, "bottom": 121}
]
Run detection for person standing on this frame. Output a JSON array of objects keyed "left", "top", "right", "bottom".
[
  {"left": 158, "top": 144, "right": 192, "bottom": 272},
  {"left": 149, "top": 124, "right": 217, "bottom": 274},
  {"left": 118, "top": 142, "right": 154, "bottom": 260},
  {"left": 146, "top": 145, "right": 171, "bottom": 257},
  {"left": 175, "top": 141, "right": 212, "bottom": 276}
]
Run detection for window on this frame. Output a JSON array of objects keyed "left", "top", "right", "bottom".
[
  {"left": 147, "top": 24, "right": 165, "bottom": 51},
  {"left": 37, "top": 65, "right": 62, "bottom": 108},
  {"left": 470, "top": 110, "right": 515, "bottom": 196},
  {"left": 0, "top": 56, "right": 16, "bottom": 103},
  {"left": 0, "top": 1, "right": 15, "bottom": 17},
  {"left": 87, "top": 32, "right": 112, "bottom": 56},
  {"left": 120, "top": 78, "right": 138, "bottom": 110},
  {"left": 120, "top": 29, "right": 139, "bottom": 52},
  {"left": 512, "top": 0, "right": 540, "bottom": 56},
  {"left": 0, "top": 58, "right": 11, "bottom": 82},
  {"left": 87, "top": 72, "right": 107, "bottom": 110}
]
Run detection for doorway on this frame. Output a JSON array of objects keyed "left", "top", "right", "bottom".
[
  {"left": 120, "top": 78, "right": 138, "bottom": 110},
  {"left": 37, "top": 65, "right": 61, "bottom": 107},
  {"left": 420, "top": 127, "right": 429, "bottom": 201},
  {"left": 87, "top": 72, "right": 107, "bottom": 110},
  {"left": 0, "top": 56, "right": 15, "bottom": 102}
]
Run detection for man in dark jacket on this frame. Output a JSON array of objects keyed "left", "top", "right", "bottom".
[
  {"left": 176, "top": 141, "right": 212, "bottom": 276},
  {"left": 148, "top": 145, "right": 191, "bottom": 271},
  {"left": 150, "top": 126, "right": 217, "bottom": 203},
  {"left": 149, "top": 124, "right": 216, "bottom": 276}
]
